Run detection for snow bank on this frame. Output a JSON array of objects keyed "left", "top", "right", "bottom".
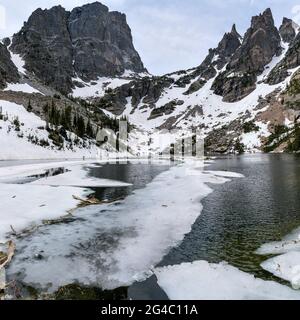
[
  {"left": 258, "top": 227, "right": 300, "bottom": 288},
  {"left": 4, "top": 83, "right": 41, "bottom": 94},
  {"left": 0, "top": 183, "right": 92, "bottom": 243},
  {"left": 256, "top": 227, "right": 300, "bottom": 255},
  {"left": 9, "top": 50, "right": 26, "bottom": 74},
  {"left": 0, "top": 100, "right": 99, "bottom": 160},
  {"left": 261, "top": 252, "right": 300, "bottom": 289},
  {"left": 0, "top": 161, "right": 132, "bottom": 241},
  {"left": 72, "top": 76, "right": 131, "bottom": 98},
  {"left": 0, "top": 160, "right": 90, "bottom": 182},
  {"left": 7, "top": 164, "right": 242, "bottom": 291},
  {"left": 155, "top": 261, "right": 300, "bottom": 300}
]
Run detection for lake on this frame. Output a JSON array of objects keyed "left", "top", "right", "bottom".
[{"left": 6, "top": 155, "right": 300, "bottom": 299}]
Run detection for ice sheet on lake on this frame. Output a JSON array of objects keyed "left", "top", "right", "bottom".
[
  {"left": 256, "top": 227, "right": 300, "bottom": 255},
  {"left": 0, "top": 183, "right": 92, "bottom": 242},
  {"left": 257, "top": 227, "right": 300, "bottom": 288},
  {"left": 203, "top": 171, "right": 244, "bottom": 178},
  {"left": 0, "top": 160, "right": 93, "bottom": 181},
  {"left": 30, "top": 163, "right": 131, "bottom": 187},
  {"left": 0, "top": 161, "right": 132, "bottom": 241},
  {"left": 7, "top": 164, "right": 242, "bottom": 291},
  {"left": 155, "top": 261, "right": 300, "bottom": 300},
  {"left": 261, "top": 252, "right": 300, "bottom": 289}
]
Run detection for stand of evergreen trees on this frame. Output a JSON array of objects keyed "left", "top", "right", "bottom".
[{"left": 43, "top": 100, "right": 95, "bottom": 139}]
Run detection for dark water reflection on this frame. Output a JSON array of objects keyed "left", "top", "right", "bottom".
[
  {"left": 7, "top": 156, "right": 300, "bottom": 299},
  {"left": 158, "top": 154, "right": 300, "bottom": 280},
  {"left": 88, "top": 161, "right": 172, "bottom": 201}
]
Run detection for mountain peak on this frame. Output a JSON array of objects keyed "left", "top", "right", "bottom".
[
  {"left": 251, "top": 8, "right": 275, "bottom": 29},
  {"left": 279, "top": 17, "right": 299, "bottom": 43},
  {"left": 216, "top": 24, "right": 242, "bottom": 59},
  {"left": 230, "top": 24, "right": 242, "bottom": 40},
  {"left": 231, "top": 23, "right": 237, "bottom": 34},
  {"left": 72, "top": 2, "right": 109, "bottom": 14},
  {"left": 10, "top": 2, "right": 145, "bottom": 94},
  {"left": 212, "top": 7, "right": 281, "bottom": 102},
  {"left": 263, "top": 7, "right": 272, "bottom": 16}
]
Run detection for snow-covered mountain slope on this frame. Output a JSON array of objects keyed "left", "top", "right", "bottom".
[
  {"left": 0, "top": 100, "right": 99, "bottom": 160},
  {"left": 82, "top": 9, "right": 300, "bottom": 154},
  {"left": 72, "top": 70, "right": 150, "bottom": 99},
  {"left": 1, "top": 6, "right": 300, "bottom": 158}
]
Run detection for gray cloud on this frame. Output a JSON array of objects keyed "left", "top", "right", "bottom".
[{"left": 0, "top": 0, "right": 299, "bottom": 75}]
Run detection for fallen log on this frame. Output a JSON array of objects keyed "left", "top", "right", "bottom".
[
  {"left": 72, "top": 195, "right": 124, "bottom": 207},
  {"left": 0, "top": 241, "right": 16, "bottom": 269}
]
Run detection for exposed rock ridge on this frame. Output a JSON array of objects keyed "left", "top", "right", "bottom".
[{"left": 10, "top": 2, "right": 145, "bottom": 94}]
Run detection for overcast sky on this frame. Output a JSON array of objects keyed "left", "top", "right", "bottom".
[{"left": 0, "top": 0, "right": 300, "bottom": 75}]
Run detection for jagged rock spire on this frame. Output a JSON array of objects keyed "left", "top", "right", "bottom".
[
  {"left": 231, "top": 24, "right": 242, "bottom": 40},
  {"left": 212, "top": 8, "right": 282, "bottom": 102},
  {"left": 279, "top": 17, "right": 299, "bottom": 43}
]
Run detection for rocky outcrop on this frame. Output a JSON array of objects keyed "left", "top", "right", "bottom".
[
  {"left": 148, "top": 100, "right": 184, "bottom": 120},
  {"left": 267, "top": 31, "right": 300, "bottom": 85},
  {"left": 212, "top": 8, "right": 282, "bottom": 102},
  {"left": 279, "top": 18, "right": 298, "bottom": 43},
  {"left": 229, "top": 8, "right": 281, "bottom": 73},
  {"left": 184, "top": 24, "right": 242, "bottom": 94},
  {"left": 11, "top": 6, "right": 74, "bottom": 95},
  {"left": 69, "top": 3, "right": 144, "bottom": 80},
  {"left": 213, "top": 24, "right": 242, "bottom": 70},
  {"left": 97, "top": 76, "right": 174, "bottom": 115},
  {"left": 0, "top": 43, "right": 19, "bottom": 89},
  {"left": 10, "top": 2, "right": 145, "bottom": 95}
]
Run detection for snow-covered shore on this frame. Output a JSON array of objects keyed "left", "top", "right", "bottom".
[
  {"left": 0, "top": 160, "right": 131, "bottom": 242},
  {"left": 0, "top": 100, "right": 101, "bottom": 160},
  {"left": 155, "top": 261, "right": 300, "bottom": 300},
  {"left": 257, "top": 227, "right": 300, "bottom": 289}
]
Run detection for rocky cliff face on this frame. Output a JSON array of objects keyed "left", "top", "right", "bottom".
[
  {"left": 268, "top": 27, "right": 300, "bottom": 85},
  {"left": 11, "top": 6, "right": 73, "bottom": 95},
  {"left": 279, "top": 17, "right": 298, "bottom": 43},
  {"left": 96, "top": 76, "right": 175, "bottom": 116},
  {"left": 10, "top": 2, "right": 145, "bottom": 95},
  {"left": 69, "top": 3, "right": 144, "bottom": 80},
  {"left": 183, "top": 24, "right": 242, "bottom": 95},
  {"left": 0, "top": 43, "right": 19, "bottom": 89},
  {"left": 212, "top": 8, "right": 282, "bottom": 102}
]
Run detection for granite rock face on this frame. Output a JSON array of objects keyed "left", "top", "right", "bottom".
[
  {"left": 268, "top": 26, "right": 300, "bottom": 85},
  {"left": 229, "top": 8, "right": 281, "bottom": 73},
  {"left": 279, "top": 17, "right": 298, "bottom": 44},
  {"left": 96, "top": 76, "right": 174, "bottom": 115},
  {"left": 11, "top": 5, "right": 76, "bottom": 95},
  {"left": 184, "top": 24, "right": 242, "bottom": 95},
  {"left": 69, "top": 3, "right": 144, "bottom": 80},
  {"left": 212, "top": 8, "right": 282, "bottom": 102},
  {"left": 0, "top": 43, "right": 19, "bottom": 89},
  {"left": 10, "top": 2, "right": 145, "bottom": 95}
]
